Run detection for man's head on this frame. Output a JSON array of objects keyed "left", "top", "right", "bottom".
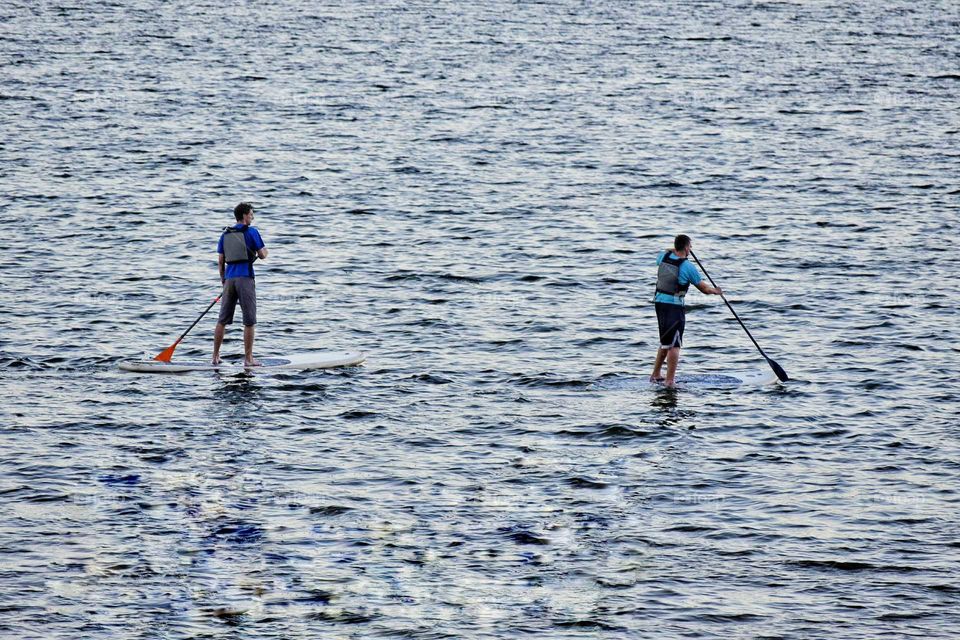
[
  {"left": 234, "top": 202, "right": 254, "bottom": 224},
  {"left": 674, "top": 234, "right": 692, "bottom": 255}
]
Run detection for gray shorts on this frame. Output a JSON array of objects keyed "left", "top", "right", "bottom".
[{"left": 217, "top": 277, "right": 257, "bottom": 326}]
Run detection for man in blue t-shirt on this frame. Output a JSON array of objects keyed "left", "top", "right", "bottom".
[
  {"left": 212, "top": 202, "right": 268, "bottom": 366},
  {"left": 651, "top": 234, "right": 722, "bottom": 387}
]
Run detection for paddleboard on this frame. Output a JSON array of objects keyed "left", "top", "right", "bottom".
[
  {"left": 592, "top": 368, "right": 781, "bottom": 391},
  {"left": 118, "top": 350, "right": 365, "bottom": 374},
  {"left": 655, "top": 369, "right": 780, "bottom": 387}
]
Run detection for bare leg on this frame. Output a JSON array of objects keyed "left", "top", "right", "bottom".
[
  {"left": 212, "top": 323, "right": 226, "bottom": 364},
  {"left": 650, "top": 346, "right": 667, "bottom": 382},
  {"left": 243, "top": 325, "right": 260, "bottom": 366},
  {"left": 664, "top": 347, "right": 681, "bottom": 387}
]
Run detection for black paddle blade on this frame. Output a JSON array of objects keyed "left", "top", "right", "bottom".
[{"left": 767, "top": 357, "right": 789, "bottom": 382}]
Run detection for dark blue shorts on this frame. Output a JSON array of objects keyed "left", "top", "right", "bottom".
[{"left": 655, "top": 302, "right": 685, "bottom": 348}]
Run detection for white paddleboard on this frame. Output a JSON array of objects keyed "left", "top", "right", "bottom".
[{"left": 118, "top": 350, "right": 365, "bottom": 374}]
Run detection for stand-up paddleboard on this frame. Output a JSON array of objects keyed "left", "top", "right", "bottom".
[
  {"left": 592, "top": 368, "right": 781, "bottom": 391},
  {"left": 118, "top": 350, "right": 365, "bottom": 374},
  {"left": 654, "top": 369, "right": 780, "bottom": 387}
]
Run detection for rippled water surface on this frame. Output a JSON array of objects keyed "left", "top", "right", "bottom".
[{"left": 2, "top": 1, "right": 959, "bottom": 638}]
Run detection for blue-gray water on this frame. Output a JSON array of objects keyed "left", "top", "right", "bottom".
[{"left": 2, "top": 1, "right": 959, "bottom": 638}]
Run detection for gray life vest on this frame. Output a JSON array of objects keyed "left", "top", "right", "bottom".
[
  {"left": 222, "top": 225, "right": 256, "bottom": 265},
  {"left": 655, "top": 253, "right": 689, "bottom": 298}
]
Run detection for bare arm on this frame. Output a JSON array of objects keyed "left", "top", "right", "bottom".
[
  {"left": 257, "top": 247, "right": 268, "bottom": 260},
  {"left": 695, "top": 281, "right": 722, "bottom": 295},
  {"left": 218, "top": 253, "right": 225, "bottom": 282}
]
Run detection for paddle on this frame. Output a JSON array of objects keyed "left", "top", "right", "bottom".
[
  {"left": 689, "top": 250, "right": 788, "bottom": 382},
  {"left": 153, "top": 289, "right": 224, "bottom": 362}
]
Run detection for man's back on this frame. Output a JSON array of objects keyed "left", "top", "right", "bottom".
[
  {"left": 654, "top": 250, "right": 702, "bottom": 306},
  {"left": 217, "top": 224, "right": 265, "bottom": 280}
]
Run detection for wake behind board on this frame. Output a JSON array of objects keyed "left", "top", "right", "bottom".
[{"left": 118, "top": 350, "right": 365, "bottom": 374}]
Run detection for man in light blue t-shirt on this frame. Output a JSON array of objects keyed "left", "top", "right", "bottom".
[
  {"left": 651, "top": 234, "right": 722, "bottom": 387},
  {"left": 212, "top": 202, "right": 268, "bottom": 366}
]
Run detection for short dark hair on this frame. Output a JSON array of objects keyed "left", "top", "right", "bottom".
[
  {"left": 674, "top": 234, "right": 691, "bottom": 252},
  {"left": 234, "top": 202, "right": 253, "bottom": 221}
]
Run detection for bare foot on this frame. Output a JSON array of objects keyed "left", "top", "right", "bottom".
[
  {"left": 663, "top": 379, "right": 677, "bottom": 389},
  {"left": 212, "top": 357, "right": 221, "bottom": 366},
  {"left": 243, "top": 358, "right": 261, "bottom": 367},
  {"left": 649, "top": 375, "right": 665, "bottom": 383}
]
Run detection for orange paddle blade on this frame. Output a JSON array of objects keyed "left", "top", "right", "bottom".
[
  {"left": 154, "top": 341, "right": 179, "bottom": 362},
  {"left": 152, "top": 291, "right": 223, "bottom": 363}
]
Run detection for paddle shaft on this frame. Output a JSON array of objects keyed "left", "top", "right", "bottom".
[
  {"left": 688, "top": 250, "right": 772, "bottom": 361},
  {"left": 170, "top": 291, "right": 222, "bottom": 348}
]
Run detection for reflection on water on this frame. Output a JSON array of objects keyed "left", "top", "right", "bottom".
[{"left": 650, "top": 387, "right": 679, "bottom": 409}]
